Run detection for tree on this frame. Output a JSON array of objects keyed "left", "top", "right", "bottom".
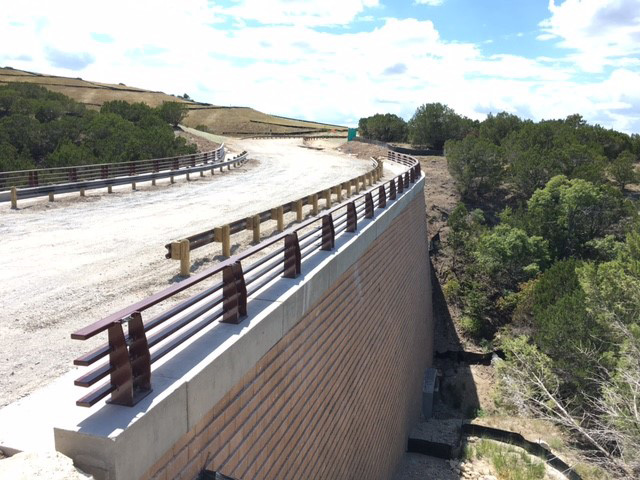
[
  {"left": 445, "top": 136, "right": 504, "bottom": 200},
  {"left": 525, "top": 175, "right": 633, "bottom": 259},
  {"left": 156, "top": 102, "right": 188, "bottom": 128},
  {"left": 478, "top": 111, "right": 522, "bottom": 146},
  {"left": 408, "top": 102, "right": 471, "bottom": 149},
  {"left": 609, "top": 151, "right": 637, "bottom": 191},
  {"left": 357, "top": 113, "right": 406, "bottom": 142}
]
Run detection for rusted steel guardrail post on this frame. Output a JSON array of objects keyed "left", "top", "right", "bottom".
[
  {"left": 346, "top": 202, "right": 357, "bottom": 232},
  {"left": 283, "top": 232, "right": 301, "bottom": 278},
  {"left": 321, "top": 214, "right": 335, "bottom": 250},
  {"left": 221, "top": 262, "right": 247, "bottom": 324}
]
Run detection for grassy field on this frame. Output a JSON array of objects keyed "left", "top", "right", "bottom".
[{"left": 0, "top": 67, "right": 347, "bottom": 136}]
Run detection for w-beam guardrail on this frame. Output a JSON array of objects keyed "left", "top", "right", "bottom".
[
  {"left": 164, "top": 157, "right": 383, "bottom": 276},
  {"left": 0, "top": 146, "right": 249, "bottom": 208},
  {"left": 70, "top": 150, "right": 421, "bottom": 408}
]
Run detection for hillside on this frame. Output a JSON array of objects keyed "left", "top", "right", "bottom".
[{"left": 0, "top": 67, "right": 347, "bottom": 136}]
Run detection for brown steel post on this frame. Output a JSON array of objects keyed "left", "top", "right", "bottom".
[
  {"left": 321, "top": 215, "right": 335, "bottom": 251},
  {"left": 221, "top": 262, "right": 247, "bottom": 324},
  {"left": 346, "top": 202, "right": 357, "bottom": 232},
  {"left": 179, "top": 239, "right": 190, "bottom": 276},
  {"left": 128, "top": 312, "right": 152, "bottom": 400},
  {"left": 106, "top": 323, "right": 134, "bottom": 406},
  {"left": 283, "top": 232, "right": 301, "bottom": 278},
  {"left": 378, "top": 185, "right": 386, "bottom": 208},
  {"left": 365, "top": 192, "right": 374, "bottom": 218},
  {"left": 397, "top": 175, "right": 404, "bottom": 193},
  {"left": 296, "top": 200, "right": 303, "bottom": 222},
  {"left": 10, "top": 186, "right": 17, "bottom": 209},
  {"left": 222, "top": 224, "right": 231, "bottom": 257},
  {"left": 410, "top": 168, "right": 416, "bottom": 183},
  {"left": 390, "top": 179, "right": 397, "bottom": 200}
]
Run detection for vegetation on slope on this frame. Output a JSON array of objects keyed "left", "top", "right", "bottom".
[
  {"left": 0, "top": 83, "right": 195, "bottom": 172},
  {"left": 361, "top": 104, "right": 640, "bottom": 477}
]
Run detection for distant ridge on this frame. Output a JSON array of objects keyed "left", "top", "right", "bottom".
[{"left": 0, "top": 66, "right": 347, "bottom": 136}]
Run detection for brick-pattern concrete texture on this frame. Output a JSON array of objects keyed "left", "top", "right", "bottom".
[{"left": 143, "top": 193, "right": 433, "bottom": 480}]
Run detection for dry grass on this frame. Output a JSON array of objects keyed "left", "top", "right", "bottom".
[{"left": 0, "top": 67, "right": 347, "bottom": 135}]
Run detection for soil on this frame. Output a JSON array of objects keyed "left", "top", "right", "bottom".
[
  {"left": 0, "top": 451, "right": 92, "bottom": 479},
  {"left": 0, "top": 136, "right": 397, "bottom": 408},
  {"left": 175, "top": 128, "right": 220, "bottom": 152}
]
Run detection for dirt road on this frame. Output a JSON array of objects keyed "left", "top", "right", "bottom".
[{"left": 0, "top": 136, "right": 397, "bottom": 407}]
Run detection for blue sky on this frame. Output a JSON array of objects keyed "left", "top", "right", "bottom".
[{"left": 1, "top": 0, "right": 640, "bottom": 133}]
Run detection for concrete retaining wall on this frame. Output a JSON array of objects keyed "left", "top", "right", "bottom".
[{"left": 52, "top": 176, "right": 433, "bottom": 480}]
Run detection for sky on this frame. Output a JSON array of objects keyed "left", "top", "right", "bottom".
[{"left": 1, "top": 0, "right": 640, "bottom": 133}]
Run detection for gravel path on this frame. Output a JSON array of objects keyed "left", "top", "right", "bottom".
[{"left": 0, "top": 137, "right": 386, "bottom": 407}]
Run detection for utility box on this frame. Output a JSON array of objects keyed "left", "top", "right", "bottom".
[
  {"left": 347, "top": 128, "right": 357, "bottom": 141},
  {"left": 422, "top": 368, "right": 438, "bottom": 419}
]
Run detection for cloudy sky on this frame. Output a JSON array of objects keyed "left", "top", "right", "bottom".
[{"left": 1, "top": 0, "right": 640, "bottom": 133}]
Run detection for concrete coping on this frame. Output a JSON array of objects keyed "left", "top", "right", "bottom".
[{"left": 0, "top": 175, "right": 425, "bottom": 480}]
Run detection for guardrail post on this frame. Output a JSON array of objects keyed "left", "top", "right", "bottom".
[
  {"left": 390, "top": 179, "right": 397, "bottom": 200},
  {"left": 222, "top": 224, "right": 231, "bottom": 257},
  {"left": 397, "top": 175, "right": 404, "bottom": 194},
  {"left": 80, "top": 189, "right": 85, "bottom": 197},
  {"left": 321, "top": 214, "right": 335, "bottom": 251},
  {"left": 347, "top": 202, "right": 357, "bottom": 232},
  {"left": 128, "top": 312, "right": 151, "bottom": 401},
  {"left": 360, "top": 175, "right": 366, "bottom": 190},
  {"left": 105, "top": 322, "right": 134, "bottom": 406},
  {"left": 311, "top": 194, "right": 319, "bottom": 215},
  {"left": 10, "top": 186, "right": 17, "bottom": 209},
  {"left": 284, "top": 232, "right": 301, "bottom": 278},
  {"left": 295, "top": 200, "right": 303, "bottom": 222},
  {"left": 170, "top": 174, "right": 175, "bottom": 184},
  {"left": 221, "top": 262, "right": 247, "bottom": 324},
  {"left": 378, "top": 185, "right": 386, "bottom": 208},
  {"left": 379, "top": 159, "right": 384, "bottom": 178},
  {"left": 365, "top": 192, "right": 374, "bottom": 218},
  {"left": 404, "top": 172, "right": 410, "bottom": 188},
  {"left": 410, "top": 168, "right": 416, "bottom": 183},
  {"left": 324, "top": 189, "right": 332, "bottom": 209},
  {"left": 107, "top": 185, "right": 113, "bottom": 194},
  {"left": 49, "top": 192, "right": 55, "bottom": 202},
  {"left": 251, "top": 215, "right": 261, "bottom": 243},
  {"left": 335, "top": 185, "right": 342, "bottom": 203},
  {"left": 186, "top": 172, "right": 191, "bottom": 182},
  {"left": 354, "top": 178, "right": 360, "bottom": 194},
  {"left": 179, "top": 239, "right": 190, "bottom": 276}
]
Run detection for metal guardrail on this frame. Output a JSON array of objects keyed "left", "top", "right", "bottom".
[
  {"left": 1, "top": 145, "right": 237, "bottom": 207},
  {"left": 164, "top": 157, "right": 383, "bottom": 276},
  {"left": 70, "top": 150, "right": 421, "bottom": 408}
]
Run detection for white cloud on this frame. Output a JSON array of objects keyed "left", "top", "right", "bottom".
[
  {"left": 1, "top": 1, "right": 639, "bottom": 133},
  {"left": 539, "top": 0, "right": 640, "bottom": 72},
  {"left": 414, "top": 0, "right": 445, "bottom": 5}
]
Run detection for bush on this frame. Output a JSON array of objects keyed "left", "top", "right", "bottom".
[{"left": 357, "top": 113, "right": 406, "bottom": 142}]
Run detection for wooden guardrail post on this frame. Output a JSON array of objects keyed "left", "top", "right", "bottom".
[
  {"left": 335, "top": 185, "right": 342, "bottom": 203},
  {"left": 179, "top": 239, "right": 190, "bottom": 276},
  {"left": 80, "top": 189, "right": 85, "bottom": 197},
  {"left": 345, "top": 181, "right": 351, "bottom": 197},
  {"left": 107, "top": 185, "right": 113, "bottom": 194},
  {"left": 170, "top": 174, "right": 175, "bottom": 184},
  {"left": 324, "top": 189, "right": 332, "bottom": 208},
  {"left": 271, "top": 206, "right": 284, "bottom": 232},
  {"left": 251, "top": 215, "right": 260, "bottom": 243},
  {"left": 360, "top": 175, "right": 366, "bottom": 190},
  {"left": 222, "top": 224, "right": 231, "bottom": 257},
  {"left": 49, "top": 193, "right": 55, "bottom": 202},
  {"left": 311, "top": 194, "right": 319, "bottom": 215},
  {"left": 186, "top": 172, "right": 191, "bottom": 182},
  {"left": 354, "top": 178, "right": 360, "bottom": 194},
  {"left": 295, "top": 200, "right": 303, "bottom": 222},
  {"left": 10, "top": 187, "right": 17, "bottom": 209}
]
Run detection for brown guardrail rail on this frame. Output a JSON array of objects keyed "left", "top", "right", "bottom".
[
  {"left": 0, "top": 145, "right": 244, "bottom": 208},
  {"left": 70, "top": 150, "right": 421, "bottom": 408},
  {"left": 164, "top": 156, "right": 385, "bottom": 276}
]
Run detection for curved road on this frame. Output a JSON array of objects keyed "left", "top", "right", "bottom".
[{"left": 0, "top": 135, "right": 402, "bottom": 407}]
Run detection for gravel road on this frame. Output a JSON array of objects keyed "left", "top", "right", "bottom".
[{"left": 0, "top": 136, "right": 398, "bottom": 407}]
